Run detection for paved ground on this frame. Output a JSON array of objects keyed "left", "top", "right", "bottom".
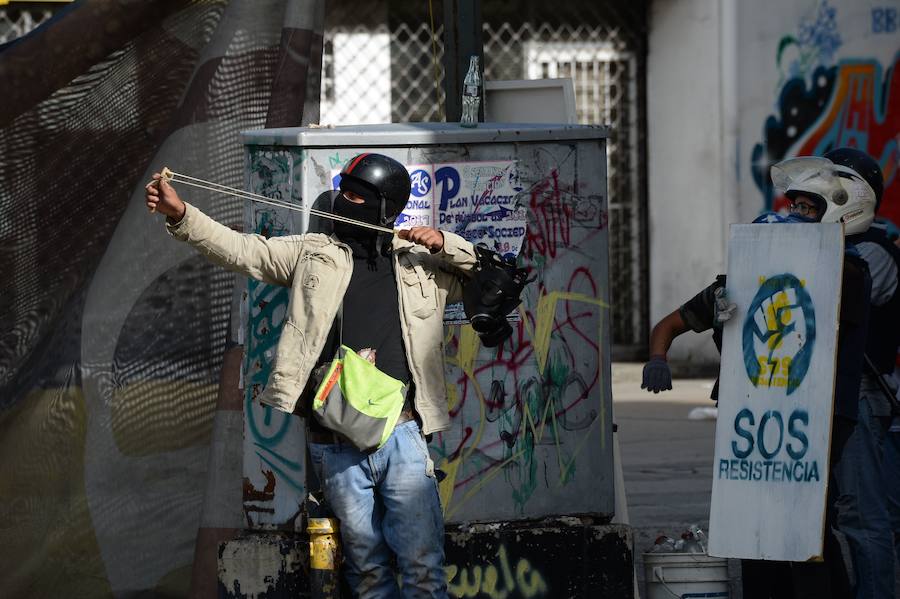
[
  {"left": 612, "top": 362, "right": 900, "bottom": 599},
  {"left": 611, "top": 362, "right": 742, "bottom": 598}
]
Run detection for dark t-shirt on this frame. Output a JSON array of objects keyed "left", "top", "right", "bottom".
[
  {"left": 303, "top": 242, "right": 411, "bottom": 427},
  {"left": 340, "top": 249, "right": 411, "bottom": 383},
  {"left": 679, "top": 275, "right": 726, "bottom": 340},
  {"left": 848, "top": 227, "right": 900, "bottom": 374},
  {"left": 833, "top": 254, "right": 871, "bottom": 421},
  {"left": 679, "top": 275, "right": 726, "bottom": 401}
]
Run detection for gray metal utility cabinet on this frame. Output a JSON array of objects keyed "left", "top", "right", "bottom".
[{"left": 238, "top": 122, "right": 613, "bottom": 528}]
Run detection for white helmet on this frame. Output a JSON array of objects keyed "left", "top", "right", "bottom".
[{"left": 770, "top": 156, "right": 878, "bottom": 235}]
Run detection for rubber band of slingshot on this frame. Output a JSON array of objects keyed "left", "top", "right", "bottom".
[{"left": 159, "top": 167, "right": 396, "bottom": 234}]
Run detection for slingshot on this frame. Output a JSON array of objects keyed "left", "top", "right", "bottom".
[{"left": 152, "top": 167, "right": 396, "bottom": 234}]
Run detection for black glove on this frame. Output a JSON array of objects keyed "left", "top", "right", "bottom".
[{"left": 641, "top": 355, "right": 672, "bottom": 393}]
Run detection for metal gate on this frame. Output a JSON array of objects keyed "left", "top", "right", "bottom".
[
  {"left": 3, "top": 0, "right": 649, "bottom": 356},
  {"left": 0, "top": 5, "right": 56, "bottom": 43},
  {"left": 3, "top": 1, "right": 649, "bottom": 355},
  {"left": 321, "top": 1, "right": 649, "bottom": 356},
  {"left": 521, "top": 40, "right": 644, "bottom": 354},
  {"left": 478, "top": 9, "right": 649, "bottom": 357}
]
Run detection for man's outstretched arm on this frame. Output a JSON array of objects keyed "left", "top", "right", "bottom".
[{"left": 146, "top": 173, "right": 301, "bottom": 287}]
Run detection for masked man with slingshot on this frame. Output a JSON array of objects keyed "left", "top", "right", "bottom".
[{"left": 146, "top": 153, "right": 478, "bottom": 598}]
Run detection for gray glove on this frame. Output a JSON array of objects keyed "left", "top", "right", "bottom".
[{"left": 642, "top": 356, "right": 672, "bottom": 393}]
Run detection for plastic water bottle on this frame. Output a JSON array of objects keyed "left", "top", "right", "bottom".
[{"left": 460, "top": 55, "right": 481, "bottom": 127}]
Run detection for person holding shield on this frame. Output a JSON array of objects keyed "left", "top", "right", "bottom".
[
  {"left": 642, "top": 153, "right": 875, "bottom": 597},
  {"left": 775, "top": 148, "right": 896, "bottom": 599}
]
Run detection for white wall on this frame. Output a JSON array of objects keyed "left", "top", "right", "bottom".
[
  {"left": 320, "top": 30, "right": 392, "bottom": 125},
  {"left": 648, "top": 0, "right": 731, "bottom": 370},
  {"left": 648, "top": 0, "right": 900, "bottom": 369}
]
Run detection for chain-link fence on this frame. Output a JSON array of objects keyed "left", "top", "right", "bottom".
[
  {"left": 486, "top": 25, "right": 646, "bottom": 356},
  {"left": 0, "top": 6, "right": 55, "bottom": 44},
  {"left": 3, "top": 0, "right": 648, "bottom": 355},
  {"left": 323, "top": 0, "right": 649, "bottom": 355}
]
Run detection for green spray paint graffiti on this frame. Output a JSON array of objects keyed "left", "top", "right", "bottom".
[
  {"left": 501, "top": 353, "right": 577, "bottom": 513},
  {"left": 243, "top": 150, "right": 305, "bottom": 499}
]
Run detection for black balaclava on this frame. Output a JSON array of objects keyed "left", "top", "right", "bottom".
[{"left": 334, "top": 177, "right": 388, "bottom": 268}]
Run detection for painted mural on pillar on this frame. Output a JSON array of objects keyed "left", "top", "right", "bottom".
[{"left": 751, "top": 1, "right": 900, "bottom": 225}]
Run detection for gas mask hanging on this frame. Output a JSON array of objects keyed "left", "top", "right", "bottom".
[{"left": 462, "top": 245, "right": 534, "bottom": 347}]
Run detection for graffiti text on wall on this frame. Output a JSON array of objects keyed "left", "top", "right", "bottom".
[
  {"left": 332, "top": 160, "right": 530, "bottom": 259},
  {"left": 429, "top": 148, "right": 611, "bottom": 518},
  {"left": 437, "top": 287, "right": 609, "bottom": 519},
  {"left": 242, "top": 151, "right": 305, "bottom": 526},
  {"left": 257, "top": 146, "right": 611, "bottom": 521},
  {"left": 445, "top": 545, "right": 548, "bottom": 599}
]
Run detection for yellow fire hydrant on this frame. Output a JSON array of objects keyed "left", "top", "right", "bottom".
[{"left": 308, "top": 517, "right": 341, "bottom": 598}]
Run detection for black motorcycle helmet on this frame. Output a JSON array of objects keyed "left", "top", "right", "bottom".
[
  {"left": 339, "top": 153, "right": 412, "bottom": 225},
  {"left": 824, "top": 147, "right": 885, "bottom": 211}
]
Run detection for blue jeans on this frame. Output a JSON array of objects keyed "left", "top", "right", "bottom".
[
  {"left": 883, "top": 428, "right": 900, "bottom": 565},
  {"left": 308, "top": 420, "right": 447, "bottom": 599},
  {"left": 833, "top": 393, "right": 893, "bottom": 599}
]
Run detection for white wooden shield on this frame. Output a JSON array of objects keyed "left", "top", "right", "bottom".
[{"left": 709, "top": 223, "right": 844, "bottom": 561}]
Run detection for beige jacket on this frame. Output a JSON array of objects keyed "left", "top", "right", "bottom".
[{"left": 167, "top": 202, "right": 477, "bottom": 435}]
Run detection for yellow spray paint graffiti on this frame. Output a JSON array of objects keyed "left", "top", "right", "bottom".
[
  {"left": 439, "top": 290, "right": 609, "bottom": 519},
  {"left": 445, "top": 545, "right": 548, "bottom": 598},
  {"left": 753, "top": 284, "right": 798, "bottom": 387},
  {"left": 532, "top": 291, "right": 608, "bottom": 376},
  {"left": 743, "top": 273, "right": 815, "bottom": 394}
]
